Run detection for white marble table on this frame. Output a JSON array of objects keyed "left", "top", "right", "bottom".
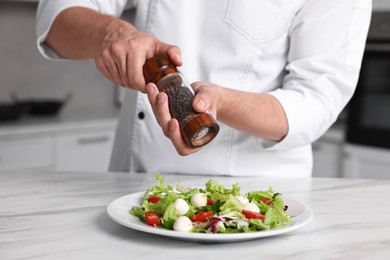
[{"left": 1, "top": 170, "right": 390, "bottom": 260}]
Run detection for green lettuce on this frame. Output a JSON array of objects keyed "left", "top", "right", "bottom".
[
  {"left": 249, "top": 219, "right": 269, "bottom": 231},
  {"left": 264, "top": 208, "right": 290, "bottom": 228},
  {"left": 246, "top": 187, "right": 274, "bottom": 200},
  {"left": 264, "top": 193, "right": 290, "bottom": 228},
  {"left": 205, "top": 180, "right": 241, "bottom": 202},
  {"left": 129, "top": 206, "right": 145, "bottom": 221},
  {"left": 142, "top": 191, "right": 178, "bottom": 215},
  {"left": 219, "top": 194, "right": 245, "bottom": 217},
  {"left": 163, "top": 203, "right": 177, "bottom": 222},
  {"left": 205, "top": 179, "right": 226, "bottom": 193},
  {"left": 143, "top": 174, "right": 173, "bottom": 198}
]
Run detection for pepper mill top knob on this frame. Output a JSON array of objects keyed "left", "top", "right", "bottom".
[{"left": 143, "top": 54, "right": 178, "bottom": 85}]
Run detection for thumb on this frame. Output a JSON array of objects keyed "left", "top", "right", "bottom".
[{"left": 156, "top": 43, "right": 182, "bottom": 66}]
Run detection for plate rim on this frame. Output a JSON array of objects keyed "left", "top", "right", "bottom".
[{"left": 106, "top": 191, "right": 313, "bottom": 242}]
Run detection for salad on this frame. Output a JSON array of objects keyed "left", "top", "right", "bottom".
[{"left": 130, "top": 175, "right": 290, "bottom": 234}]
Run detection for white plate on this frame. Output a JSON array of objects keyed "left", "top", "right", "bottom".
[{"left": 107, "top": 192, "right": 313, "bottom": 243}]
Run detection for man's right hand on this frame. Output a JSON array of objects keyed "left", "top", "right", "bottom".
[
  {"left": 46, "top": 7, "right": 182, "bottom": 93},
  {"left": 94, "top": 19, "right": 182, "bottom": 92}
]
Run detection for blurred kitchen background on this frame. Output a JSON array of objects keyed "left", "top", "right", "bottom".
[{"left": 1, "top": 0, "right": 390, "bottom": 179}]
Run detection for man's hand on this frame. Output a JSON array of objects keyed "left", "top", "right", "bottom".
[
  {"left": 146, "top": 78, "right": 289, "bottom": 151},
  {"left": 46, "top": 7, "right": 182, "bottom": 93},
  {"left": 95, "top": 19, "right": 182, "bottom": 92}
]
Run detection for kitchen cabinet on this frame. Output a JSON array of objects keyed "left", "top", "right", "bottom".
[
  {"left": 312, "top": 140, "right": 343, "bottom": 178},
  {"left": 0, "top": 135, "right": 52, "bottom": 171},
  {"left": 312, "top": 126, "right": 344, "bottom": 178},
  {"left": 342, "top": 144, "right": 390, "bottom": 179},
  {"left": 0, "top": 119, "right": 116, "bottom": 172},
  {"left": 55, "top": 129, "right": 114, "bottom": 172}
]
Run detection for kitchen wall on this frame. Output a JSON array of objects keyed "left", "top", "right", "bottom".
[
  {"left": 374, "top": 0, "right": 390, "bottom": 10},
  {"left": 0, "top": 1, "right": 120, "bottom": 117}
]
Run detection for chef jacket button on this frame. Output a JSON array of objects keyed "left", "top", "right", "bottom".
[{"left": 138, "top": 111, "right": 145, "bottom": 120}]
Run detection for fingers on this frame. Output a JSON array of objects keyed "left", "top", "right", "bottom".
[
  {"left": 95, "top": 22, "right": 182, "bottom": 92},
  {"left": 114, "top": 49, "right": 130, "bottom": 87},
  {"left": 146, "top": 83, "right": 171, "bottom": 136},
  {"left": 155, "top": 93, "right": 172, "bottom": 137},
  {"left": 95, "top": 59, "right": 115, "bottom": 84},
  {"left": 128, "top": 43, "right": 181, "bottom": 93},
  {"left": 97, "top": 43, "right": 181, "bottom": 92},
  {"left": 109, "top": 43, "right": 130, "bottom": 87},
  {"left": 126, "top": 51, "right": 147, "bottom": 92},
  {"left": 191, "top": 82, "right": 212, "bottom": 114},
  {"left": 167, "top": 119, "right": 201, "bottom": 156},
  {"left": 95, "top": 43, "right": 128, "bottom": 87},
  {"left": 158, "top": 44, "right": 182, "bottom": 66},
  {"left": 146, "top": 83, "right": 201, "bottom": 156}
]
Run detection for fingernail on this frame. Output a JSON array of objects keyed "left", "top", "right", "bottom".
[
  {"left": 173, "top": 54, "right": 182, "bottom": 64},
  {"left": 158, "top": 94, "right": 164, "bottom": 103},
  {"left": 196, "top": 99, "right": 205, "bottom": 110},
  {"left": 170, "top": 120, "right": 175, "bottom": 130},
  {"left": 147, "top": 85, "right": 154, "bottom": 95}
]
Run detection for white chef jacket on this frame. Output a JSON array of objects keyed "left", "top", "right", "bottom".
[{"left": 36, "top": 0, "right": 372, "bottom": 177}]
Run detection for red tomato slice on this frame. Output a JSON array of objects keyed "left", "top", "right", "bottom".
[
  {"left": 260, "top": 198, "right": 272, "bottom": 205},
  {"left": 207, "top": 198, "right": 214, "bottom": 206},
  {"left": 147, "top": 196, "right": 162, "bottom": 203},
  {"left": 242, "top": 210, "right": 265, "bottom": 222},
  {"left": 145, "top": 211, "right": 162, "bottom": 226},
  {"left": 189, "top": 211, "right": 214, "bottom": 222}
]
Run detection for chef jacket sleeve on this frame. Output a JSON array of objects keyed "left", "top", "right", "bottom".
[
  {"left": 36, "top": 0, "right": 134, "bottom": 60},
  {"left": 264, "top": 0, "right": 372, "bottom": 150}
]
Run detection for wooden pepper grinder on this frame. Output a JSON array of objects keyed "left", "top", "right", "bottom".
[{"left": 143, "top": 54, "right": 219, "bottom": 148}]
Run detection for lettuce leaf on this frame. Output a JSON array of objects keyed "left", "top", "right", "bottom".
[
  {"left": 205, "top": 179, "right": 226, "bottom": 193},
  {"left": 142, "top": 191, "right": 178, "bottom": 215},
  {"left": 249, "top": 219, "right": 269, "bottom": 231},
  {"left": 246, "top": 187, "right": 274, "bottom": 200},
  {"left": 129, "top": 206, "right": 145, "bottom": 221},
  {"left": 205, "top": 180, "right": 241, "bottom": 202},
  {"left": 219, "top": 194, "right": 245, "bottom": 217},
  {"left": 143, "top": 174, "right": 173, "bottom": 199},
  {"left": 264, "top": 207, "right": 290, "bottom": 228},
  {"left": 163, "top": 202, "right": 177, "bottom": 222},
  {"left": 272, "top": 193, "right": 286, "bottom": 213}
]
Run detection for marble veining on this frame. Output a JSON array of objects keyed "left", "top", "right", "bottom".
[{"left": 1, "top": 170, "right": 390, "bottom": 260}]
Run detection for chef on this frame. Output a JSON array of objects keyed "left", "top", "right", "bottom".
[{"left": 36, "top": 0, "right": 372, "bottom": 177}]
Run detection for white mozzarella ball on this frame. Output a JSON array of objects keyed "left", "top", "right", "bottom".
[
  {"left": 174, "top": 198, "right": 190, "bottom": 216},
  {"left": 173, "top": 216, "right": 193, "bottom": 232},
  {"left": 236, "top": 220, "right": 249, "bottom": 229},
  {"left": 236, "top": 196, "right": 249, "bottom": 205},
  {"left": 216, "top": 221, "right": 226, "bottom": 232},
  {"left": 191, "top": 193, "right": 207, "bottom": 208},
  {"left": 243, "top": 202, "right": 260, "bottom": 213}
]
